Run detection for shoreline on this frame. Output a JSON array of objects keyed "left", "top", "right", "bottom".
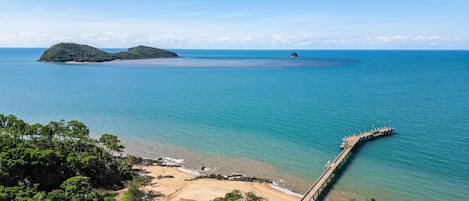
[
  {"left": 129, "top": 156, "right": 366, "bottom": 201},
  {"left": 134, "top": 162, "right": 301, "bottom": 201},
  {"left": 120, "top": 139, "right": 362, "bottom": 201},
  {"left": 119, "top": 138, "right": 366, "bottom": 201},
  {"left": 120, "top": 140, "right": 313, "bottom": 194}
]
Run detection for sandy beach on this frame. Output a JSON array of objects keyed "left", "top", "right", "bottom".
[{"left": 136, "top": 165, "right": 300, "bottom": 201}]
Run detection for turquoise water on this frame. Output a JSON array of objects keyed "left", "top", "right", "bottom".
[{"left": 0, "top": 49, "right": 468, "bottom": 200}]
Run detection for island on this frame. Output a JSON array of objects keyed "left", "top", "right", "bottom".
[
  {"left": 39, "top": 42, "right": 179, "bottom": 62},
  {"left": 290, "top": 52, "right": 298, "bottom": 58}
]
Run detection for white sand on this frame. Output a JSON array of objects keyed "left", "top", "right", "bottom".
[{"left": 137, "top": 165, "right": 300, "bottom": 201}]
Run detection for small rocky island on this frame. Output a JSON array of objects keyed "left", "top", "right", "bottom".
[
  {"left": 290, "top": 52, "right": 298, "bottom": 58},
  {"left": 39, "top": 42, "right": 179, "bottom": 62}
]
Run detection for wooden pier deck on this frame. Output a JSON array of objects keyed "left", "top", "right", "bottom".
[{"left": 301, "top": 127, "right": 394, "bottom": 201}]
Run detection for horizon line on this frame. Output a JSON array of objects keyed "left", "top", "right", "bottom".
[{"left": 0, "top": 46, "right": 467, "bottom": 51}]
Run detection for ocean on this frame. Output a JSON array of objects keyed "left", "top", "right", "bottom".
[{"left": 0, "top": 48, "right": 468, "bottom": 200}]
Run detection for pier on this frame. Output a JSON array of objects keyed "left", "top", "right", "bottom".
[{"left": 301, "top": 127, "right": 394, "bottom": 201}]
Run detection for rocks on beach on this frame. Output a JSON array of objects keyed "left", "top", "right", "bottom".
[
  {"left": 132, "top": 156, "right": 183, "bottom": 167},
  {"left": 133, "top": 156, "right": 272, "bottom": 184},
  {"left": 190, "top": 173, "right": 271, "bottom": 183}
]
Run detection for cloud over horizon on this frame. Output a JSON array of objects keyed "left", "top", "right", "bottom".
[{"left": 0, "top": 0, "right": 468, "bottom": 49}]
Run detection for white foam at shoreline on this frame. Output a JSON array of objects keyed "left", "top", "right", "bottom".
[
  {"left": 269, "top": 181, "right": 303, "bottom": 198},
  {"left": 161, "top": 157, "right": 184, "bottom": 166},
  {"left": 178, "top": 167, "right": 201, "bottom": 176}
]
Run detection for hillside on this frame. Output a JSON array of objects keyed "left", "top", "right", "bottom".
[
  {"left": 39, "top": 43, "right": 179, "bottom": 62},
  {"left": 0, "top": 114, "right": 134, "bottom": 200}
]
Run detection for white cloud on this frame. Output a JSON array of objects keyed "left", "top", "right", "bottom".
[
  {"left": 370, "top": 35, "right": 463, "bottom": 43},
  {"left": 0, "top": 27, "right": 466, "bottom": 49},
  {"left": 373, "top": 35, "right": 407, "bottom": 43},
  {"left": 271, "top": 34, "right": 315, "bottom": 47},
  {"left": 148, "top": 34, "right": 184, "bottom": 45},
  {"left": 215, "top": 36, "right": 235, "bottom": 43}
]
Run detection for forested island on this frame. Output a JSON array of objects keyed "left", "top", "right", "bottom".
[{"left": 39, "top": 43, "right": 179, "bottom": 62}]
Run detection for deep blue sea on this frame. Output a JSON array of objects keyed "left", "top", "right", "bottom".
[{"left": 0, "top": 48, "right": 468, "bottom": 200}]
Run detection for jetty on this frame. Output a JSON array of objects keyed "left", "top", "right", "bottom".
[{"left": 301, "top": 127, "right": 394, "bottom": 201}]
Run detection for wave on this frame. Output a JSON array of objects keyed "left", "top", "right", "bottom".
[
  {"left": 178, "top": 166, "right": 201, "bottom": 176},
  {"left": 160, "top": 157, "right": 184, "bottom": 166},
  {"left": 269, "top": 181, "right": 303, "bottom": 198}
]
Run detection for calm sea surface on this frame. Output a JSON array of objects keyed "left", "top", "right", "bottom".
[{"left": 0, "top": 48, "right": 468, "bottom": 200}]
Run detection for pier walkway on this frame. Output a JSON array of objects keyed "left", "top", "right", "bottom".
[{"left": 301, "top": 127, "right": 394, "bottom": 201}]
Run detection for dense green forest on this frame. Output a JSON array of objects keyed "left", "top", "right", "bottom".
[
  {"left": 39, "top": 43, "right": 179, "bottom": 62},
  {"left": 0, "top": 114, "right": 135, "bottom": 201}
]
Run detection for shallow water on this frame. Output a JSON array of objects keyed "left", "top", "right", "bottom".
[{"left": 0, "top": 49, "right": 468, "bottom": 200}]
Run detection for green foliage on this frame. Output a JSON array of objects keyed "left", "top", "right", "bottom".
[
  {"left": 0, "top": 114, "right": 134, "bottom": 200},
  {"left": 114, "top": 45, "right": 178, "bottom": 60},
  {"left": 245, "top": 192, "right": 263, "bottom": 201},
  {"left": 124, "top": 155, "right": 138, "bottom": 166},
  {"left": 39, "top": 43, "right": 113, "bottom": 62},
  {"left": 100, "top": 134, "right": 125, "bottom": 152},
  {"left": 39, "top": 43, "right": 178, "bottom": 62},
  {"left": 61, "top": 176, "right": 92, "bottom": 201},
  {"left": 212, "top": 190, "right": 264, "bottom": 201},
  {"left": 120, "top": 176, "right": 161, "bottom": 201},
  {"left": 120, "top": 179, "right": 144, "bottom": 201},
  {"left": 46, "top": 191, "right": 67, "bottom": 201}
]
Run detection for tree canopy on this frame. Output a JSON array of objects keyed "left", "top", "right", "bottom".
[
  {"left": 39, "top": 43, "right": 179, "bottom": 62},
  {"left": 0, "top": 114, "right": 134, "bottom": 201}
]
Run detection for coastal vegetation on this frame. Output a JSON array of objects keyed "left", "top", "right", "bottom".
[
  {"left": 0, "top": 114, "right": 135, "bottom": 200},
  {"left": 212, "top": 190, "right": 263, "bottom": 201},
  {"left": 39, "top": 42, "right": 178, "bottom": 62}
]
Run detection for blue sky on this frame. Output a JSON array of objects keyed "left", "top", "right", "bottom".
[{"left": 0, "top": 0, "right": 467, "bottom": 49}]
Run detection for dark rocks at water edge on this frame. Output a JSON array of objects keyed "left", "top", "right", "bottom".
[
  {"left": 132, "top": 156, "right": 271, "bottom": 183},
  {"left": 131, "top": 156, "right": 183, "bottom": 167},
  {"left": 39, "top": 42, "right": 178, "bottom": 62},
  {"left": 190, "top": 173, "right": 271, "bottom": 183}
]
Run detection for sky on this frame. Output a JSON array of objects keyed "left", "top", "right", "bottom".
[{"left": 0, "top": 0, "right": 468, "bottom": 49}]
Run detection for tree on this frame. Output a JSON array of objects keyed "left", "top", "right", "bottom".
[
  {"left": 245, "top": 192, "right": 263, "bottom": 201},
  {"left": 60, "top": 176, "right": 92, "bottom": 201},
  {"left": 223, "top": 190, "right": 243, "bottom": 201},
  {"left": 0, "top": 114, "right": 134, "bottom": 200},
  {"left": 120, "top": 179, "right": 145, "bottom": 201},
  {"left": 99, "top": 134, "right": 125, "bottom": 153},
  {"left": 67, "top": 120, "right": 90, "bottom": 141}
]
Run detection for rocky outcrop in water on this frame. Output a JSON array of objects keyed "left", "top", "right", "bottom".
[{"left": 290, "top": 52, "right": 298, "bottom": 57}]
